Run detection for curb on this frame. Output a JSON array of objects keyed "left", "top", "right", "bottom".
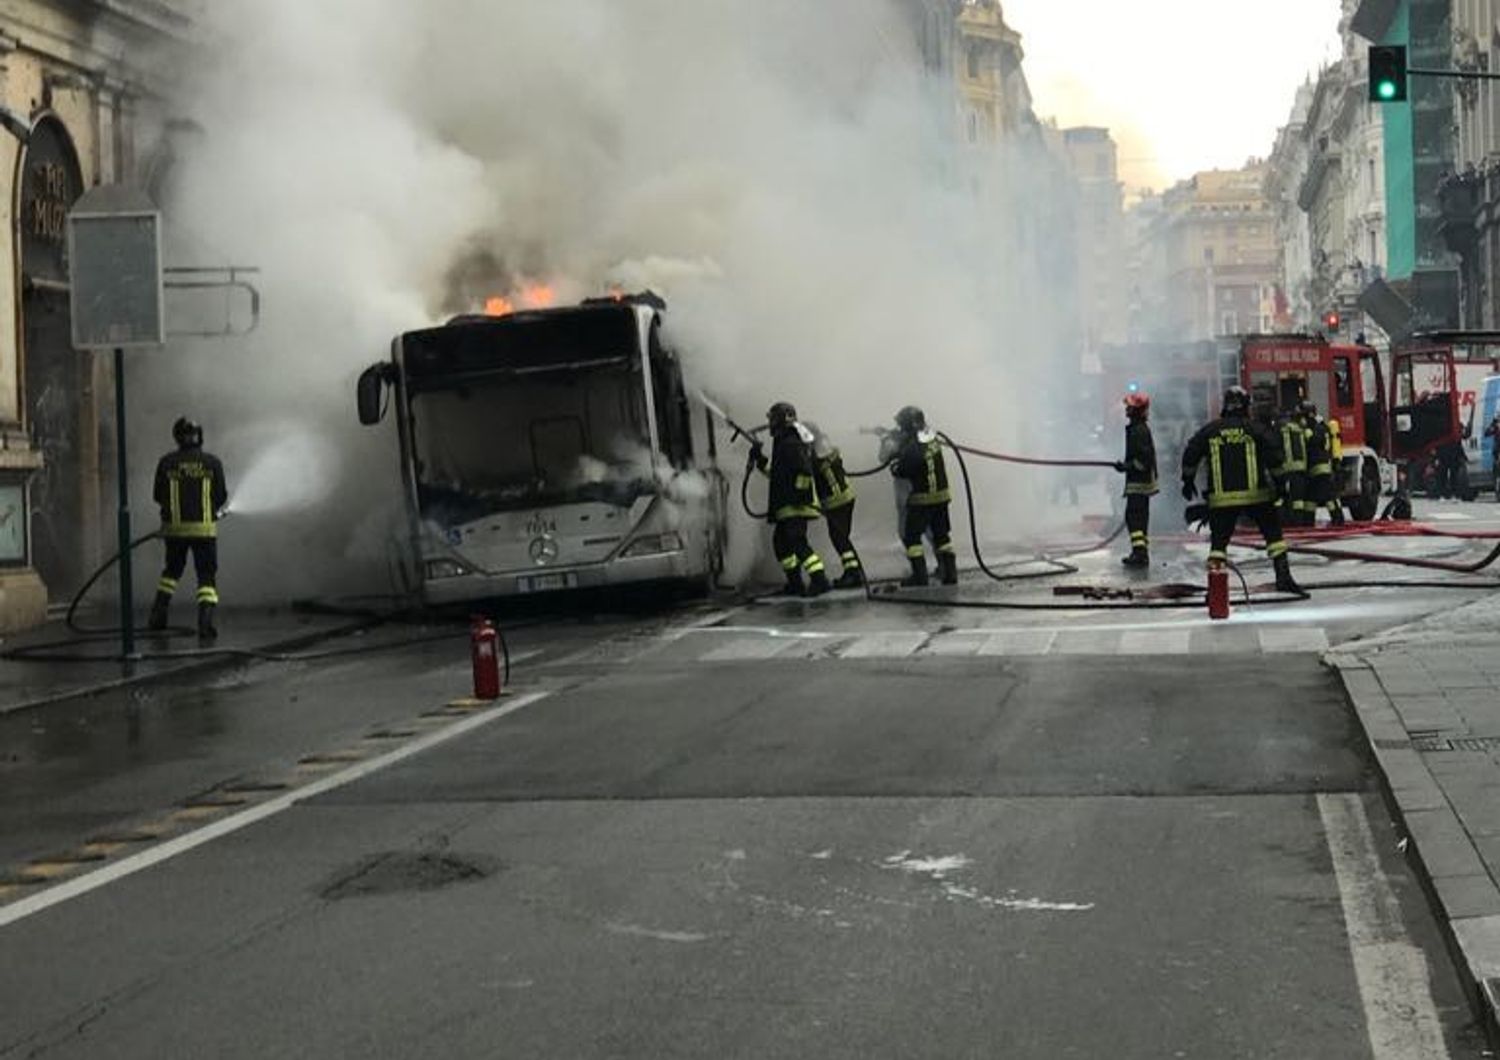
[
  {"left": 0, "top": 617, "right": 382, "bottom": 717},
  {"left": 1327, "top": 652, "right": 1500, "bottom": 1049}
]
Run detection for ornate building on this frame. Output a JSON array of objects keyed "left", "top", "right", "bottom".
[{"left": 0, "top": 0, "right": 193, "bottom": 631}]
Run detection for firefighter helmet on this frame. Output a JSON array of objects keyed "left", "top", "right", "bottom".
[
  {"left": 1298, "top": 399, "right": 1318, "bottom": 418},
  {"left": 895, "top": 406, "right": 926, "bottom": 433},
  {"left": 766, "top": 402, "right": 797, "bottom": 430},
  {"left": 172, "top": 417, "right": 204, "bottom": 449},
  {"left": 1123, "top": 392, "right": 1150, "bottom": 416},
  {"left": 1221, "top": 386, "right": 1251, "bottom": 417}
]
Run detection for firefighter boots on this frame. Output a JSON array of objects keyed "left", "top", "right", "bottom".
[
  {"left": 1273, "top": 555, "right": 1303, "bottom": 595},
  {"left": 197, "top": 602, "right": 218, "bottom": 643},
  {"left": 1121, "top": 548, "right": 1149, "bottom": 570},
  {"left": 833, "top": 568, "right": 864, "bottom": 590},
  {"left": 147, "top": 593, "right": 171, "bottom": 632},
  {"left": 807, "top": 570, "right": 832, "bottom": 597},
  {"left": 778, "top": 570, "right": 806, "bottom": 597},
  {"left": 902, "top": 557, "right": 929, "bottom": 588},
  {"left": 938, "top": 553, "right": 958, "bottom": 585}
]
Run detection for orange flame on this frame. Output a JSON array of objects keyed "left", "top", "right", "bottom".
[
  {"left": 484, "top": 295, "right": 514, "bottom": 316},
  {"left": 520, "top": 283, "right": 555, "bottom": 309}
]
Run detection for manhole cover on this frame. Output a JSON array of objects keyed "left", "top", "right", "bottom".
[{"left": 320, "top": 852, "right": 493, "bottom": 900}]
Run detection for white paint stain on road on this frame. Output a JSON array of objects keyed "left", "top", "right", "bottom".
[
  {"left": 883, "top": 851, "right": 1094, "bottom": 913},
  {"left": 605, "top": 921, "right": 710, "bottom": 944}
]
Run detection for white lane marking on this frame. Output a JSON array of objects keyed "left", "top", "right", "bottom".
[
  {"left": 1117, "top": 629, "right": 1193, "bottom": 655},
  {"left": 837, "top": 632, "right": 930, "bottom": 659},
  {"left": 604, "top": 921, "right": 709, "bottom": 944},
  {"left": 0, "top": 691, "right": 551, "bottom": 931},
  {"left": 1425, "top": 511, "right": 1473, "bottom": 522},
  {"left": 1317, "top": 793, "right": 1450, "bottom": 1060},
  {"left": 922, "top": 634, "right": 988, "bottom": 657},
  {"left": 977, "top": 630, "right": 1058, "bottom": 656},
  {"left": 700, "top": 637, "right": 800, "bottom": 662},
  {"left": 1258, "top": 627, "right": 1330, "bottom": 654},
  {"left": 657, "top": 608, "right": 741, "bottom": 643}
]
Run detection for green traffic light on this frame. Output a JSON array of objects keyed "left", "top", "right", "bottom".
[{"left": 1378, "top": 80, "right": 1397, "bottom": 101}]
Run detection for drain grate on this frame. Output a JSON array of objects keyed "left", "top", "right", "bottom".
[{"left": 1412, "top": 735, "right": 1500, "bottom": 753}]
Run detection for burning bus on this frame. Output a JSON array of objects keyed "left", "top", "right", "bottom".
[{"left": 356, "top": 292, "right": 730, "bottom": 604}]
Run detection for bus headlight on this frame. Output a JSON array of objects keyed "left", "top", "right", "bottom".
[
  {"left": 425, "top": 558, "right": 470, "bottom": 580},
  {"left": 620, "top": 531, "right": 684, "bottom": 558}
]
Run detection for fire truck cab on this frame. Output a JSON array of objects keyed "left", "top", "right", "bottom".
[
  {"left": 1239, "top": 335, "right": 1389, "bottom": 520},
  {"left": 1388, "top": 331, "right": 1500, "bottom": 499}
]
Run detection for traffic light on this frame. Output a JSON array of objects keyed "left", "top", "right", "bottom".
[
  {"left": 1369, "top": 45, "right": 1408, "bottom": 103},
  {"left": 1322, "top": 309, "right": 1341, "bottom": 332}
]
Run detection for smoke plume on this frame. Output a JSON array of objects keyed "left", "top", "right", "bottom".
[{"left": 136, "top": 0, "right": 1086, "bottom": 601}]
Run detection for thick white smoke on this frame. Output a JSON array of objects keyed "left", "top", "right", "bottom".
[{"left": 134, "top": 0, "right": 1087, "bottom": 601}]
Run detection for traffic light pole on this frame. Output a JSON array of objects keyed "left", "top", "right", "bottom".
[{"left": 1407, "top": 67, "right": 1500, "bottom": 82}]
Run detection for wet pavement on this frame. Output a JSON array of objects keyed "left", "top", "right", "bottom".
[{"left": 1, "top": 500, "right": 1498, "bottom": 1056}]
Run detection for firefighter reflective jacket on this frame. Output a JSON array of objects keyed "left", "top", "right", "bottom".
[
  {"left": 804, "top": 422, "right": 856, "bottom": 512},
  {"left": 1278, "top": 416, "right": 1308, "bottom": 473},
  {"left": 1123, "top": 420, "right": 1158, "bottom": 496},
  {"left": 893, "top": 432, "right": 952, "bottom": 507},
  {"left": 1181, "top": 416, "right": 1284, "bottom": 509},
  {"left": 1329, "top": 417, "right": 1344, "bottom": 462},
  {"left": 1305, "top": 417, "right": 1333, "bottom": 477},
  {"left": 763, "top": 425, "right": 820, "bottom": 524},
  {"left": 154, "top": 447, "right": 228, "bottom": 539}
]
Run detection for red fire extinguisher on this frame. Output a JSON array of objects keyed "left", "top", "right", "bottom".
[
  {"left": 471, "top": 616, "right": 503, "bottom": 700},
  {"left": 1207, "top": 566, "right": 1230, "bottom": 621}
]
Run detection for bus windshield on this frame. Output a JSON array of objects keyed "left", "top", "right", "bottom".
[{"left": 410, "top": 364, "right": 653, "bottom": 524}]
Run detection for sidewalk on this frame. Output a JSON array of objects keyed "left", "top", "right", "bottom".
[
  {"left": 1328, "top": 593, "right": 1500, "bottom": 1041},
  {"left": 0, "top": 607, "right": 376, "bottom": 715}
]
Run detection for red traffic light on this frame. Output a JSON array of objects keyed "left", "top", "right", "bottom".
[{"left": 1322, "top": 310, "right": 1341, "bottom": 332}]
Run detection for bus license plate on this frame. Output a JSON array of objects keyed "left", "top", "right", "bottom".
[{"left": 518, "top": 572, "right": 575, "bottom": 594}]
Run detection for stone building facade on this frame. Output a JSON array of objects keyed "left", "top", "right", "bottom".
[{"left": 0, "top": 0, "right": 191, "bottom": 631}]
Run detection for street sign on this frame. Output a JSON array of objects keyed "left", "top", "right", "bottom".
[{"left": 66, "top": 184, "right": 164, "bottom": 350}]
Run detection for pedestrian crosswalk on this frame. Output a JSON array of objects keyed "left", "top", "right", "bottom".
[{"left": 676, "top": 624, "right": 1331, "bottom": 662}]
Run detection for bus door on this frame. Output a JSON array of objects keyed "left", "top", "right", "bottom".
[{"left": 1391, "top": 349, "right": 1459, "bottom": 461}]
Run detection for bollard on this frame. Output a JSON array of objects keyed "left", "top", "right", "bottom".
[
  {"left": 1207, "top": 566, "right": 1230, "bottom": 620},
  {"left": 471, "top": 616, "right": 502, "bottom": 700}
]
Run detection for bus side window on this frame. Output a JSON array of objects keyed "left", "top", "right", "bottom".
[{"left": 649, "top": 322, "right": 693, "bottom": 467}]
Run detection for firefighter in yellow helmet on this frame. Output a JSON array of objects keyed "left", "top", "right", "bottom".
[{"left": 148, "top": 417, "right": 229, "bottom": 641}]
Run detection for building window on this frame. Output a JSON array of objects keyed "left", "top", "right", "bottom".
[
  {"left": 967, "top": 112, "right": 978, "bottom": 144},
  {"left": 967, "top": 44, "right": 981, "bottom": 79},
  {"left": 1203, "top": 247, "right": 1214, "bottom": 263},
  {"left": 1222, "top": 312, "right": 1239, "bottom": 335}
]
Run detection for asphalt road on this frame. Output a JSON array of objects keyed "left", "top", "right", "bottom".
[
  {"left": 2, "top": 500, "right": 1500, "bottom": 1060},
  {"left": 2, "top": 502, "right": 1498, "bottom": 1057}
]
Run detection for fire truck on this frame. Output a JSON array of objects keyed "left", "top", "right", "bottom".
[{"left": 1238, "top": 331, "right": 1500, "bottom": 516}]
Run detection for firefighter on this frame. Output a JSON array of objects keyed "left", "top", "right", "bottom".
[
  {"left": 804, "top": 421, "right": 863, "bottom": 589},
  {"left": 148, "top": 417, "right": 229, "bottom": 641},
  {"left": 1302, "top": 400, "right": 1335, "bottom": 527},
  {"left": 750, "top": 402, "right": 830, "bottom": 597},
  {"left": 1181, "top": 386, "right": 1302, "bottom": 594},
  {"left": 1326, "top": 414, "right": 1346, "bottom": 525},
  {"left": 1276, "top": 402, "right": 1311, "bottom": 527},
  {"left": 890, "top": 405, "right": 957, "bottom": 587},
  {"left": 1114, "top": 391, "right": 1157, "bottom": 569}
]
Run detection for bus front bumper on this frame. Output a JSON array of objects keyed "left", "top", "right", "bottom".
[{"left": 421, "top": 550, "right": 701, "bottom": 605}]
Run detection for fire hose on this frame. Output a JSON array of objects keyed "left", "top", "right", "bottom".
[{"left": 724, "top": 410, "right": 1500, "bottom": 610}]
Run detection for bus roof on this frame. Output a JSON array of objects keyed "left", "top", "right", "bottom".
[{"left": 401, "top": 302, "right": 644, "bottom": 384}]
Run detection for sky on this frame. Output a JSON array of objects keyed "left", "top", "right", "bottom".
[{"left": 1003, "top": 0, "right": 1344, "bottom": 194}]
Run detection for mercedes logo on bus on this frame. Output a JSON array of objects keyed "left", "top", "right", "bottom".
[{"left": 528, "top": 534, "right": 560, "bottom": 566}]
